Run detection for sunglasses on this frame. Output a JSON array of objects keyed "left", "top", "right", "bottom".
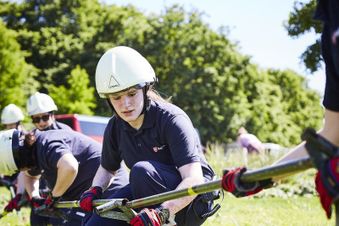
[{"left": 31, "top": 114, "right": 51, "bottom": 123}]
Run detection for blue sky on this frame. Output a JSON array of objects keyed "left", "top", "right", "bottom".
[{"left": 103, "top": 0, "right": 325, "bottom": 95}]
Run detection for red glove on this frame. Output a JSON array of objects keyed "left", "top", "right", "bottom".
[
  {"left": 31, "top": 194, "right": 69, "bottom": 220},
  {"left": 315, "top": 157, "right": 339, "bottom": 219},
  {"left": 31, "top": 196, "right": 45, "bottom": 209},
  {"left": 79, "top": 186, "right": 102, "bottom": 212},
  {"left": 222, "top": 167, "right": 273, "bottom": 197},
  {"left": 31, "top": 193, "right": 60, "bottom": 213},
  {"left": 4, "top": 194, "right": 23, "bottom": 212},
  {"left": 130, "top": 208, "right": 170, "bottom": 226},
  {"left": 43, "top": 193, "right": 60, "bottom": 210}
]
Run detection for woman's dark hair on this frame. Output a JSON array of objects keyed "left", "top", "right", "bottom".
[{"left": 13, "top": 131, "right": 36, "bottom": 170}]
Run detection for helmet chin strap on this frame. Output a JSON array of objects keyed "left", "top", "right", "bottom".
[{"left": 140, "top": 85, "right": 151, "bottom": 115}]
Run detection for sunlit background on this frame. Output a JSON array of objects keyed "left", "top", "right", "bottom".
[{"left": 104, "top": 0, "right": 325, "bottom": 97}]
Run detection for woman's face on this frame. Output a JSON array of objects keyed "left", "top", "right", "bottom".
[
  {"left": 108, "top": 87, "right": 145, "bottom": 128},
  {"left": 31, "top": 112, "right": 54, "bottom": 130}
]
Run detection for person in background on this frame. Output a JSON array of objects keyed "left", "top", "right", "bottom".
[
  {"left": 27, "top": 92, "right": 72, "bottom": 131},
  {"left": 1, "top": 104, "right": 25, "bottom": 131},
  {"left": 0, "top": 129, "right": 128, "bottom": 226},
  {"left": 79, "top": 46, "right": 218, "bottom": 226},
  {"left": 0, "top": 104, "right": 26, "bottom": 202},
  {"left": 3, "top": 92, "right": 73, "bottom": 225},
  {"left": 237, "top": 127, "right": 265, "bottom": 154},
  {"left": 221, "top": 0, "right": 339, "bottom": 221},
  {"left": 236, "top": 127, "right": 265, "bottom": 166}
]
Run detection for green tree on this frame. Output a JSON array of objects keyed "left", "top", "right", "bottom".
[
  {"left": 48, "top": 65, "right": 96, "bottom": 115},
  {"left": 0, "top": 0, "right": 149, "bottom": 115},
  {"left": 140, "top": 6, "right": 235, "bottom": 143},
  {"left": 253, "top": 69, "right": 323, "bottom": 146},
  {"left": 284, "top": 0, "right": 322, "bottom": 72},
  {"left": 0, "top": 0, "right": 104, "bottom": 87},
  {"left": 141, "top": 5, "right": 322, "bottom": 146},
  {"left": 0, "top": 2, "right": 323, "bottom": 146},
  {"left": 0, "top": 19, "right": 38, "bottom": 111}
]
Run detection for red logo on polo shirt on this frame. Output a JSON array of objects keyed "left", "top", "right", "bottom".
[{"left": 153, "top": 145, "right": 166, "bottom": 152}]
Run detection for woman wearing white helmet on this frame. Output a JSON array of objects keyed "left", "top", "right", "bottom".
[
  {"left": 9, "top": 92, "right": 72, "bottom": 225},
  {"left": 1, "top": 104, "right": 25, "bottom": 130},
  {"left": 79, "top": 46, "right": 218, "bottom": 226},
  {"left": 0, "top": 129, "right": 128, "bottom": 226},
  {"left": 0, "top": 104, "right": 25, "bottom": 207},
  {"left": 27, "top": 92, "right": 71, "bottom": 131}
]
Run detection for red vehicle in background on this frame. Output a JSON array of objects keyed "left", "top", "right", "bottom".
[{"left": 55, "top": 114, "right": 111, "bottom": 143}]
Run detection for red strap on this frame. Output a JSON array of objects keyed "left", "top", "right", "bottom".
[{"left": 315, "top": 172, "right": 333, "bottom": 219}]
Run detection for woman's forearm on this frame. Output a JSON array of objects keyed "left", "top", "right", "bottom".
[
  {"left": 15, "top": 172, "right": 26, "bottom": 194},
  {"left": 23, "top": 172, "right": 40, "bottom": 198},
  {"left": 162, "top": 162, "right": 204, "bottom": 215},
  {"left": 92, "top": 165, "right": 116, "bottom": 191}
]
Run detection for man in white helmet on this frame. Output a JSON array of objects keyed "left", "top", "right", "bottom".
[
  {"left": 1, "top": 104, "right": 25, "bottom": 131},
  {"left": 27, "top": 92, "right": 71, "bottom": 131},
  {"left": 79, "top": 46, "right": 219, "bottom": 226},
  {"left": 0, "top": 129, "right": 128, "bottom": 226}
]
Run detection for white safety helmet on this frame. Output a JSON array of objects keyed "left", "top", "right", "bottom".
[
  {"left": 27, "top": 92, "right": 58, "bottom": 116},
  {"left": 95, "top": 46, "right": 157, "bottom": 98},
  {"left": 0, "top": 129, "right": 20, "bottom": 175},
  {"left": 1, "top": 104, "right": 24, "bottom": 124}
]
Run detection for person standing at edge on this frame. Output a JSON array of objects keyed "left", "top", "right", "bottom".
[
  {"left": 79, "top": 46, "right": 218, "bottom": 226},
  {"left": 221, "top": 0, "right": 339, "bottom": 221},
  {"left": 271, "top": 0, "right": 339, "bottom": 219}
]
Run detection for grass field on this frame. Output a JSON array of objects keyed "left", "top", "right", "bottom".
[
  {"left": 0, "top": 145, "right": 335, "bottom": 225},
  {"left": 0, "top": 187, "right": 334, "bottom": 226},
  {"left": 0, "top": 187, "right": 30, "bottom": 226},
  {"left": 204, "top": 194, "right": 334, "bottom": 226}
]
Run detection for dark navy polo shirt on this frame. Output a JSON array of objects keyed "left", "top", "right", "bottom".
[
  {"left": 314, "top": 0, "right": 339, "bottom": 111},
  {"left": 32, "top": 121, "right": 73, "bottom": 132},
  {"left": 101, "top": 100, "right": 214, "bottom": 180},
  {"left": 29, "top": 130, "right": 101, "bottom": 200},
  {"left": 51, "top": 121, "right": 73, "bottom": 130}
]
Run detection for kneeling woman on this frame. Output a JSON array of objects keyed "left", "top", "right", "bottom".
[
  {"left": 79, "top": 46, "right": 218, "bottom": 226},
  {"left": 0, "top": 129, "right": 128, "bottom": 226}
]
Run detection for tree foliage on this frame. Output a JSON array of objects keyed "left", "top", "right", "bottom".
[
  {"left": 284, "top": 0, "right": 323, "bottom": 72},
  {"left": 0, "top": 19, "right": 38, "bottom": 111},
  {"left": 0, "top": 1, "right": 323, "bottom": 146},
  {"left": 48, "top": 65, "right": 96, "bottom": 115},
  {"left": 0, "top": 0, "right": 102, "bottom": 87},
  {"left": 139, "top": 6, "right": 323, "bottom": 146}
]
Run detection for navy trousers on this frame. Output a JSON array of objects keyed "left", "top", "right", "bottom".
[{"left": 83, "top": 161, "right": 214, "bottom": 226}]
